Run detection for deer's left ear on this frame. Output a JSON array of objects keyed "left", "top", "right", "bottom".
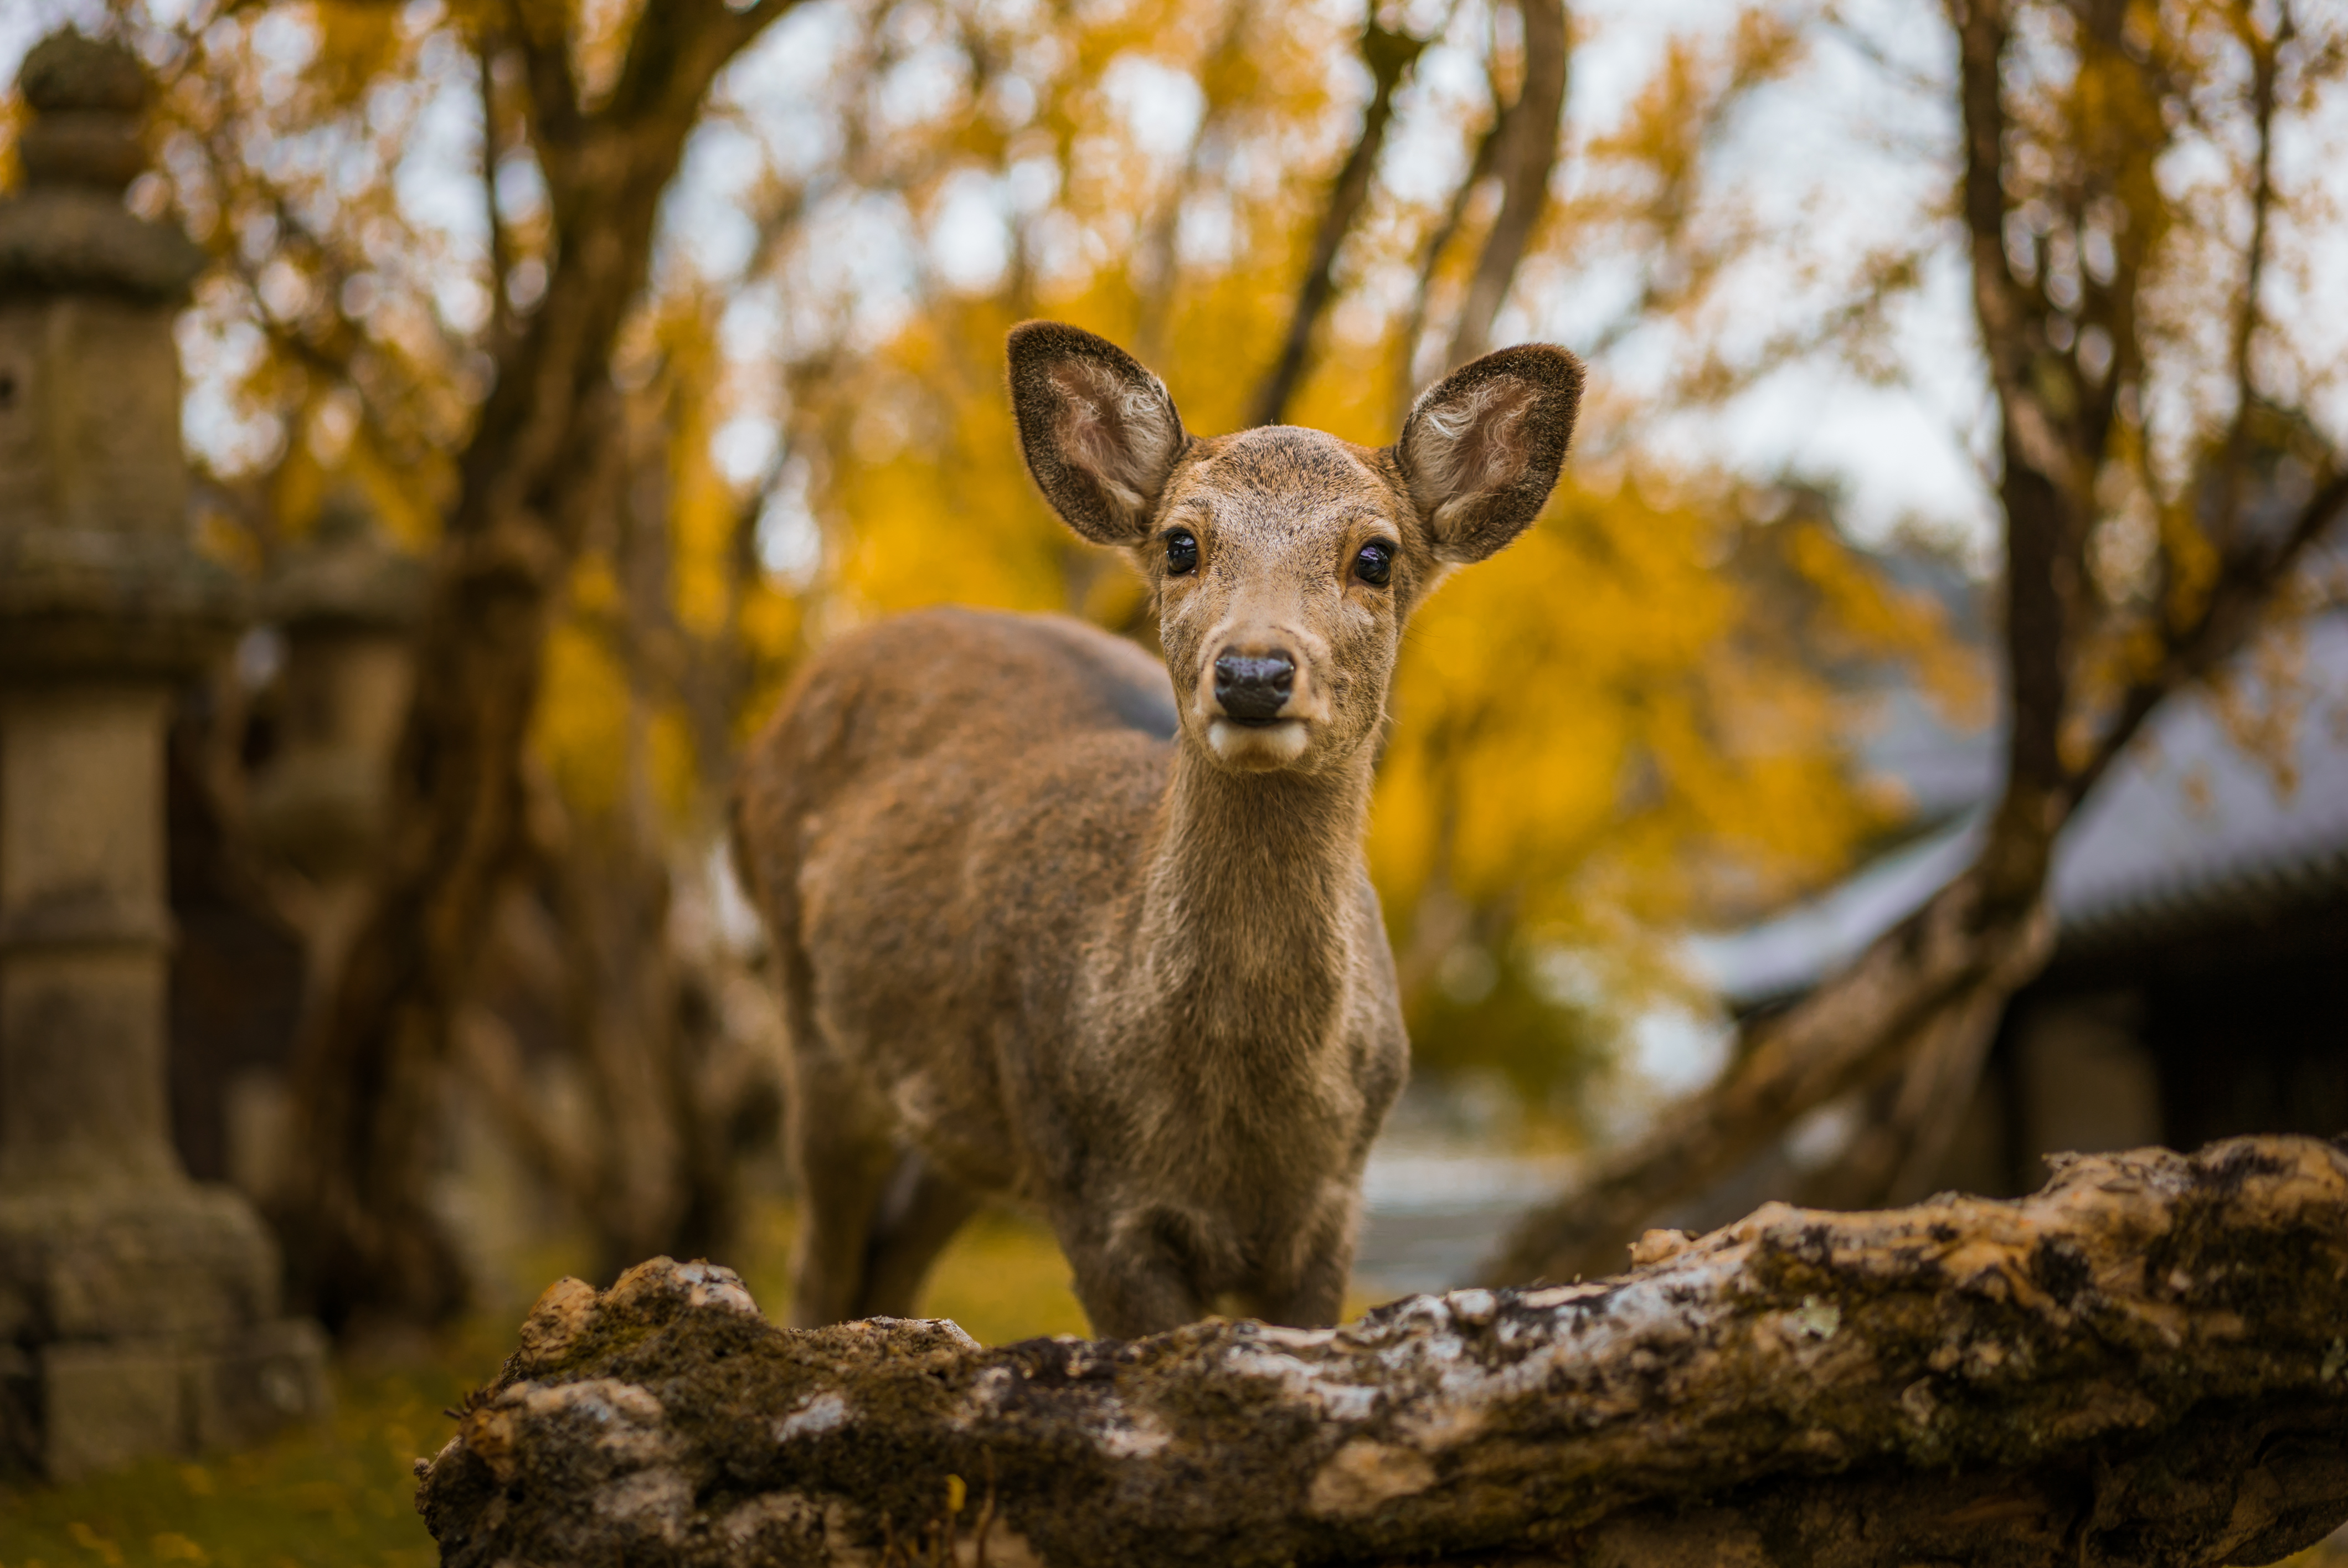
[{"left": 1392, "top": 344, "right": 1584, "bottom": 563}]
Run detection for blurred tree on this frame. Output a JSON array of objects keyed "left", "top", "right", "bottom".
[
  {"left": 1248, "top": 7, "right": 1435, "bottom": 429},
  {"left": 88, "top": 0, "right": 811, "bottom": 1332},
  {"left": 459, "top": 290, "right": 795, "bottom": 1283},
  {"left": 38, "top": 0, "right": 2020, "bottom": 1329},
  {"left": 1488, "top": 0, "right": 2348, "bottom": 1284},
  {"left": 276, "top": 0, "right": 811, "bottom": 1333}
]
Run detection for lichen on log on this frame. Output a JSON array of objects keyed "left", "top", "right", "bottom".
[{"left": 416, "top": 1137, "right": 2348, "bottom": 1566}]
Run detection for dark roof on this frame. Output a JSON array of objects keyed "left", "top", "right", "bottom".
[{"left": 1691, "top": 610, "right": 2348, "bottom": 1008}]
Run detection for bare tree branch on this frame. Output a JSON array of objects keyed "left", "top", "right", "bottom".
[
  {"left": 476, "top": 24, "right": 516, "bottom": 352},
  {"left": 1951, "top": 0, "right": 2084, "bottom": 920},
  {"left": 1132, "top": 0, "right": 1251, "bottom": 360},
  {"left": 1792, "top": 979, "right": 2009, "bottom": 1213},
  {"left": 2212, "top": 0, "right": 2289, "bottom": 551},
  {"left": 2068, "top": 466, "right": 2348, "bottom": 806},
  {"left": 502, "top": 0, "right": 585, "bottom": 191},
  {"left": 1442, "top": 0, "right": 1567, "bottom": 369},
  {"left": 1248, "top": 13, "right": 1430, "bottom": 428},
  {"left": 1393, "top": 76, "right": 1508, "bottom": 422}
]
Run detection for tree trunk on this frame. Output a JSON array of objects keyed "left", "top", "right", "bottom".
[
  {"left": 1476, "top": 0, "right": 2348, "bottom": 1289},
  {"left": 416, "top": 1136, "right": 2348, "bottom": 1567},
  {"left": 280, "top": 0, "right": 800, "bottom": 1334}
]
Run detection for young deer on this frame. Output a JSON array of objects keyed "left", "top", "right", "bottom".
[{"left": 732, "top": 323, "right": 1582, "bottom": 1337}]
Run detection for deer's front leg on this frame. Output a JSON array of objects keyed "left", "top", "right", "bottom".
[
  {"left": 1058, "top": 1204, "right": 1208, "bottom": 1339},
  {"left": 1244, "top": 1194, "right": 1357, "bottom": 1329}
]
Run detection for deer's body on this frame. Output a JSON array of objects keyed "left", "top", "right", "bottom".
[
  {"left": 737, "top": 606, "right": 1403, "bottom": 1330},
  {"left": 734, "top": 323, "right": 1580, "bottom": 1336}
]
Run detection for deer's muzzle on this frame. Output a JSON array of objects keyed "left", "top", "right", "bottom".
[{"left": 1213, "top": 649, "right": 1295, "bottom": 723}]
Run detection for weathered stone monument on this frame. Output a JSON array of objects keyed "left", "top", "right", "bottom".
[
  {"left": 230, "top": 490, "right": 426, "bottom": 1201},
  {"left": 0, "top": 29, "right": 328, "bottom": 1478},
  {"left": 247, "top": 491, "right": 428, "bottom": 976}
]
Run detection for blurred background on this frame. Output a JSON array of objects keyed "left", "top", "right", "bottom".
[{"left": 0, "top": 0, "right": 2343, "bottom": 1555}]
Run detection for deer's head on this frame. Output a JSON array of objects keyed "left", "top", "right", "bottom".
[{"left": 1009, "top": 322, "right": 1583, "bottom": 775}]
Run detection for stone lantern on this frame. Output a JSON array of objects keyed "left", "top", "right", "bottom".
[
  {"left": 248, "top": 491, "right": 427, "bottom": 896},
  {"left": 229, "top": 490, "right": 425, "bottom": 1200},
  {"left": 0, "top": 30, "right": 327, "bottom": 1478}
]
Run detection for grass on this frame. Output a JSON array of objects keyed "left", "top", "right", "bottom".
[{"left": 0, "top": 1343, "right": 470, "bottom": 1568}]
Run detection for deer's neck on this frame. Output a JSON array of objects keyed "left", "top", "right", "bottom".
[{"left": 1128, "top": 742, "right": 1374, "bottom": 1056}]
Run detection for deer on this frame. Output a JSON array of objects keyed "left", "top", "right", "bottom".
[{"left": 731, "top": 322, "right": 1583, "bottom": 1338}]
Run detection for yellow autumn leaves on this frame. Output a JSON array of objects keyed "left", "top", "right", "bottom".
[{"left": 123, "top": 0, "right": 1981, "bottom": 1113}]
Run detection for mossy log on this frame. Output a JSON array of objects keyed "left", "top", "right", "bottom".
[{"left": 416, "top": 1137, "right": 2348, "bottom": 1567}]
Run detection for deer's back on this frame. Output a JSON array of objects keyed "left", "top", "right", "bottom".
[{"left": 733, "top": 607, "right": 1176, "bottom": 1192}]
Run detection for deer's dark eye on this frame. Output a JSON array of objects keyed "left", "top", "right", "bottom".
[
  {"left": 1165, "top": 529, "right": 1199, "bottom": 576},
  {"left": 1352, "top": 540, "right": 1394, "bottom": 587}
]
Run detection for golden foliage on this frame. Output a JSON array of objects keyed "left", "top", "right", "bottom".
[{"left": 61, "top": 0, "right": 2010, "bottom": 1113}]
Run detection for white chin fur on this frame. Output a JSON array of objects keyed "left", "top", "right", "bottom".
[{"left": 1207, "top": 718, "right": 1309, "bottom": 766}]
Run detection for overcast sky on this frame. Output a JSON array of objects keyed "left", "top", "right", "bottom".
[{"left": 5, "top": 0, "right": 2341, "bottom": 575}]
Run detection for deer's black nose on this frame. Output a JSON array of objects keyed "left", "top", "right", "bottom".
[{"left": 1213, "top": 649, "right": 1295, "bottom": 723}]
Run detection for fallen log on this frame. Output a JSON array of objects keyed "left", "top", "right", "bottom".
[{"left": 416, "top": 1137, "right": 2348, "bottom": 1566}]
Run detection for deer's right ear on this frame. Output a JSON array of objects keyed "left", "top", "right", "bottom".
[{"left": 1008, "top": 321, "right": 1188, "bottom": 545}]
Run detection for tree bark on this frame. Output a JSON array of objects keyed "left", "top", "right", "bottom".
[{"left": 416, "top": 1137, "right": 2348, "bottom": 1567}]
